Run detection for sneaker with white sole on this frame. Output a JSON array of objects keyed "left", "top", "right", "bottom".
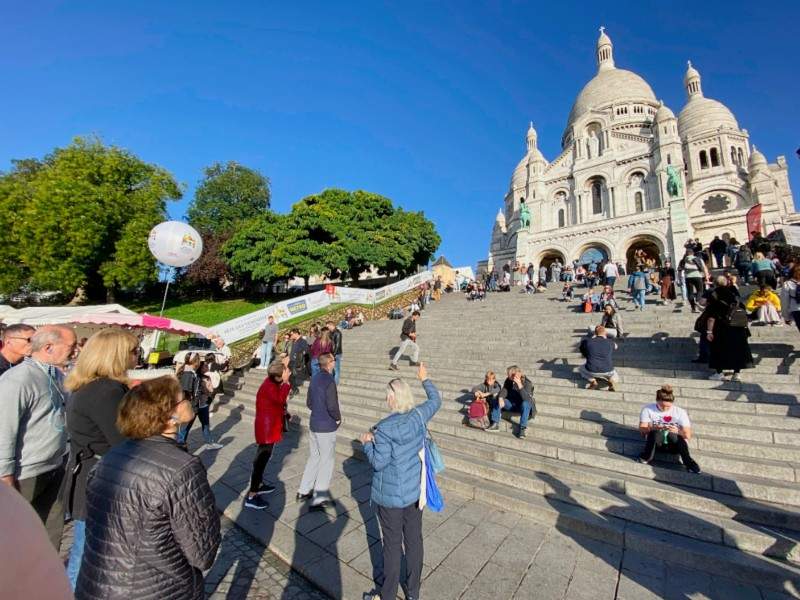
[
  {"left": 708, "top": 372, "right": 725, "bottom": 381},
  {"left": 254, "top": 483, "right": 276, "bottom": 496},
  {"left": 244, "top": 495, "right": 269, "bottom": 510},
  {"left": 206, "top": 442, "right": 224, "bottom": 450}
]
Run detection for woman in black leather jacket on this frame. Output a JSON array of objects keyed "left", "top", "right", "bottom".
[{"left": 75, "top": 376, "right": 220, "bottom": 600}]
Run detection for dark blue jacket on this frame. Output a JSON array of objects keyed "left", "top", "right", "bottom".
[
  {"left": 363, "top": 380, "right": 441, "bottom": 508},
  {"left": 306, "top": 371, "right": 340, "bottom": 433},
  {"left": 579, "top": 336, "right": 615, "bottom": 373}
]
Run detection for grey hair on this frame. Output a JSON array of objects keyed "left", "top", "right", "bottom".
[
  {"left": 30, "top": 325, "right": 71, "bottom": 352},
  {"left": 386, "top": 378, "right": 415, "bottom": 414},
  {"left": 715, "top": 275, "right": 728, "bottom": 287},
  {"left": 1, "top": 323, "right": 35, "bottom": 341}
]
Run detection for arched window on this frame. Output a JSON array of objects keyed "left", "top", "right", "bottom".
[
  {"left": 699, "top": 150, "right": 709, "bottom": 169},
  {"left": 634, "top": 191, "right": 643, "bottom": 212},
  {"left": 738, "top": 148, "right": 744, "bottom": 165},
  {"left": 591, "top": 182, "right": 603, "bottom": 214},
  {"left": 710, "top": 148, "right": 720, "bottom": 167},
  {"left": 558, "top": 209, "right": 565, "bottom": 228},
  {"left": 730, "top": 147, "right": 738, "bottom": 166}
]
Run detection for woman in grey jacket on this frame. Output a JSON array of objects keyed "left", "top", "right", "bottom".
[{"left": 360, "top": 363, "right": 441, "bottom": 600}]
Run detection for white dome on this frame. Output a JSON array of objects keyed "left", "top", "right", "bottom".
[
  {"left": 566, "top": 68, "right": 657, "bottom": 129},
  {"left": 678, "top": 96, "right": 739, "bottom": 139},
  {"left": 749, "top": 145, "right": 767, "bottom": 169},
  {"left": 654, "top": 101, "right": 675, "bottom": 122}
]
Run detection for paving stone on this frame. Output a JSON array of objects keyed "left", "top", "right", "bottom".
[{"left": 419, "top": 564, "right": 467, "bottom": 600}]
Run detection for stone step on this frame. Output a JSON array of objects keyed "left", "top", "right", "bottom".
[
  {"left": 216, "top": 391, "right": 800, "bottom": 507},
  {"left": 231, "top": 376, "right": 800, "bottom": 460},
  {"left": 209, "top": 397, "right": 800, "bottom": 592}
]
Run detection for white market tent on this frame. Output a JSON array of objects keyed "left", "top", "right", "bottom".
[{"left": 0, "top": 303, "right": 137, "bottom": 326}]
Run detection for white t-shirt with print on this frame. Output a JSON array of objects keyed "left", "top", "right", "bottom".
[{"left": 639, "top": 403, "right": 691, "bottom": 429}]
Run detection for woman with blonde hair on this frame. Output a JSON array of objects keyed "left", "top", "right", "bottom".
[
  {"left": 751, "top": 251, "right": 777, "bottom": 289},
  {"left": 76, "top": 376, "right": 220, "bottom": 599},
  {"left": 63, "top": 327, "right": 139, "bottom": 589},
  {"left": 359, "top": 364, "right": 441, "bottom": 600}
]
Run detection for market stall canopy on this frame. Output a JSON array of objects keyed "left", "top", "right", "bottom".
[
  {"left": 0, "top": 303, "right": 137, "bottom": 325},
  {"left": 0, "top": 304, "right": 213, "bottom": 337}
]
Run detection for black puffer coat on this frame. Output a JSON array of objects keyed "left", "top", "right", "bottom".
[{"left": 75, "top": 435, "right": 220, "bottom": 600}]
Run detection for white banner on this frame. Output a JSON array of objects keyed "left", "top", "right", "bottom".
[{"left": 212, "top": 271, "right": 432, "bottom": 344}]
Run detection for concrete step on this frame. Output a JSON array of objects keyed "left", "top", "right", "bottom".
[{"left": 209, "top": 396, "right": 800, "bottom": 591}]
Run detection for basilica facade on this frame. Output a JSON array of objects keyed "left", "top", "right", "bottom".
[{"left": 481, "top": 28, "right": 796, "bottom": 274}]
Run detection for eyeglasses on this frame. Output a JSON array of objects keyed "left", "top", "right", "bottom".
[{"left": 7, "top": 336, "right": 32, "bottom": 343}]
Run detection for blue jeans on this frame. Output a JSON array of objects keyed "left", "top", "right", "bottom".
[
  {"left": 606, "top": 276, "right": 616, "bottom": 288},
  {"left": 310, "top": 358, "right": 320, "bottom": 377},
  {"left": 259, "top": 341, "right": 273, "bottom": 368},
  {"left": 67, "top": 519, "right": 85, "bottom": 589},
  {"left": 633, "top": 289, "right": 646, "bottom": 308},
  {"left": 178, "top": 405, "right": 213, "bottom": 445},
  {"left": 491, "top": 397, "right": 533, "bottom": 429},
  {"left": 334, "top": 354, "right": 341, "bottom": 384}
]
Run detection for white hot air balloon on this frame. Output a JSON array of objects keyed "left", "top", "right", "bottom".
[{"left": 147, "top": 221, "right": 203, "bottom": 268}]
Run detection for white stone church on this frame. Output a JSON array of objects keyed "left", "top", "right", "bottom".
[{"left": 480, "top": 28, "right": 796, "bottom": 274}]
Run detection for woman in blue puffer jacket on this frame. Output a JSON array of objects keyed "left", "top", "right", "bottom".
[{"left": 360, "top": 363, "right": 441, "bottom": 600}]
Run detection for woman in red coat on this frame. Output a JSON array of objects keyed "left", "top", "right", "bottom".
[{"left": 245, "top": 361, "right": 291, "bottom": 510}]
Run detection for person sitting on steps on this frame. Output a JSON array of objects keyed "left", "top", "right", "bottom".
[
  {"left": 579, "top": 325, "right": 619, "bottom": 391},
  {"left": 588, "top": 305, "right": 623, "bottom": 339},
  {"left": 745, "top": 284, "right": 782, "bottom": 326},
  {"left": 496, "top": 366, "right": 535, "bottom": 438},
  {"left": 471, "top": 371, "right": 502, "bottom": 432},
  {"left": 638, "top": 385, "right": 700, "bottom": 474}
]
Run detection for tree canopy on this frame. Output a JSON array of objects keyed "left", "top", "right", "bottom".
[
  {"left": 187, "top": 161, "right": 270, "bottom": 235},
  {"left": 224, "top": 188, "right": 440, "bottom": 288},
  {"left": 0, "top": 137, "right": 181, "bottom": 300}
]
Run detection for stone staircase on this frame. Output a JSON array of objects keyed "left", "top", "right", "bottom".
[{"left": 215, "top": 286, "right": 800, "bottom": 596}]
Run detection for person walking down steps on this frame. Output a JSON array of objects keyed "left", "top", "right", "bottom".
[{"left": 389, "top": 310, "right": 420, "bottom": 371}]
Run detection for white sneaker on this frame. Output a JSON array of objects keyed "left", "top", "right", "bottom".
[
  {"left": 206, "top": 442, "right": 224, "bottom": 450},
  {"left": 731, "top": 373, "right": 741, "bottom": 382},
  {"left": 708, "top": 373, "right": 725, "bottom": 381}
]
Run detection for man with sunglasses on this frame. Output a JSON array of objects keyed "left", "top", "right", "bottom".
[
  {"left": 0, "top": 324, "right": 35, "bottom": 376},
  {"left": 0, "top": 325, "right": 76, "bottom": 549}
]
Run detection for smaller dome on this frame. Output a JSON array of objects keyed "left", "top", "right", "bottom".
[
  {"left": 678, "top": 96, "right": 739, "bottom": 139},
  {"left": 654, "top": 100, "right": 675, "bottom": 122},
  {"left": 597, "top": 26, "right": 611, "bottom": 48},
  {"left": 749, "top": 145, "right": 767, "bottom": 169}
]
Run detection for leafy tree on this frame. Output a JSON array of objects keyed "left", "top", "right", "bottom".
[
  {"left": 0, "top": 137, "right": 181, "bottom": 300},
  {"left": 187, "top": 161, "right": 270, "bottom": 235},
  {"left": 224, "top": 188, "right": 440, "bottom": 289},
  {"left": 182, "top": 229, "right": 233, "bottom": 298}
]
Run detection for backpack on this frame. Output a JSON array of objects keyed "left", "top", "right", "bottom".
[
  {"left": 723, "top": 301, "right": 749, "bottom": 329},
  {"left": 467, "top": 399, "right": 490, "bottom": 429},
  {"left": 633, "top": 274, "right": 647, "bottom": 290},
  {"left": 735, "top": 246, "right": 752, "bottom": 265},
  {"left": 179, "top": 370, "right": 199, "bottom": 406}
]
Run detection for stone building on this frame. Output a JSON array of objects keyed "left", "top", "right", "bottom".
[{"left": 481, "top": 28, "right": 796, "bottom": 274}]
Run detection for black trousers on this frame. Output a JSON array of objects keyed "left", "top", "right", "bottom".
[
  {"left": 18, "top": 464, "right": 66, "bottom": 550},
  {"left": 640, "top": 431, "right": 694, "bottom": 466},
  {"left": 249, "top": 443, "right": 274, "bottom": 493},
  {"left": 376, "top": 502, "right": 423, "bottom": 600},
  {"left": 685, "top": 278, "right": 703, "bottom": 309}
]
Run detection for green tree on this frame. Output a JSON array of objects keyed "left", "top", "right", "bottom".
[
  {"left": 187, "top": 161, "right": 270, "bottom": 234},
  {"left": 224, "top": 188, "right": 440, "bottom": 289},
  {"left": 0, "top": 137, "right": 181, "bottom": 300}
]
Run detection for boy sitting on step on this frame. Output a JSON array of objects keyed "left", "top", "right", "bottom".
[{"left": 637, "top": 385, "right": 700, "bottom": 474}]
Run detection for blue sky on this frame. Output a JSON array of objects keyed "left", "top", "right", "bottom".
[{"left": 2, "top": 1, "right": 798, "bottom": 268}]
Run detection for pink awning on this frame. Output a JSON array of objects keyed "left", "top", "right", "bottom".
[{"left": 53, "top": 313, "right": 214, "bottom": 337}]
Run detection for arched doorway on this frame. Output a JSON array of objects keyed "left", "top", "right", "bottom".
[
  {"left": 625, "top": 236, "right": 663, "bottom": 272},
  {"left": 538, "top": 250, "right": 567, "bottom": 271},
  {"left": 578, "top": 247, "right": 608, "bottom": 267}
]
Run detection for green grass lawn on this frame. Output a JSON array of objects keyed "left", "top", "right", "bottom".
[{"left": 127, "top": 298, "right": 269, "bottom": 327}]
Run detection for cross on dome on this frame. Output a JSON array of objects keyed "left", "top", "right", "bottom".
[
  {"left": 596, "top": 26, "right": 614, "bottom": 70},
  {"left": 684, "top": 60, "right": 703, "bottom": 98}
]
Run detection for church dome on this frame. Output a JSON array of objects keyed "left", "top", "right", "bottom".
[
  {"left": 567, "top": 69, "right": 657, "bottom": 127},
  {"left": 677, "top": 61, "right": 739, "bottom": 139},
  {"left": 654, "top": 101, "right": 675, "bottom": 122},
  {"left": 564, "top": 29, "right": 657, "bottom": 134},
  {"left": 748, "top": 145, "right": 767, "bottom": 170},
  {"left": 678, "top": 96, "right": 739, "bottom": 139}
]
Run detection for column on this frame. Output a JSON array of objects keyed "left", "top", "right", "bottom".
[{"left": 608, "top": 186, "right": 616, "bottom": 218}]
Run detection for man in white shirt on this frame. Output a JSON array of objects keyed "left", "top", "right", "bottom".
[
  {"left": 603, "top": 261, "right": 619, "bottom": 288},
  {"left": 637, "top": 385, "right": 700, "bottom": 473}
]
